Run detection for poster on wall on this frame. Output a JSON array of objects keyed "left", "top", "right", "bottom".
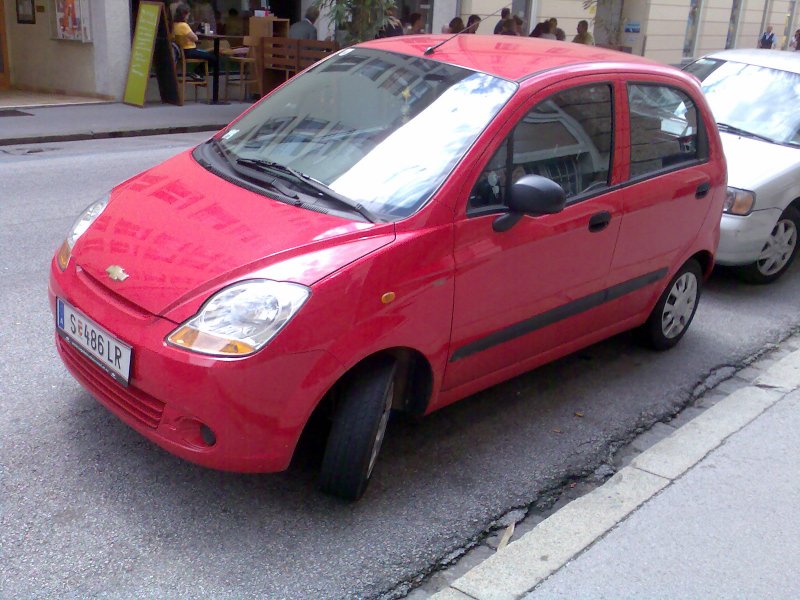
[
  {"left": 17, "top": 0, "right": 36, "bottom": 23},
  {"left": 54, "top": 0, "right": 92, "bottom": 42}
]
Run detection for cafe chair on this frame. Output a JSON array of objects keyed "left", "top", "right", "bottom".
[
  {"left": 223, "top": 36, "right": 258, "bottom": 101},
  {"left": 174, "top": 41, "right": 210, "bottom": 104}
]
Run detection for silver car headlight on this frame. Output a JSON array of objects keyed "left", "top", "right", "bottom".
[
  {"left": 167, "top": 280, "right": 310, "bottom": 356},
  {"left": 723, "top": 187, "right": 755, "bottom": 216},
  {"left": 56, "top": 196, "right": 110, "bottom": 270}
]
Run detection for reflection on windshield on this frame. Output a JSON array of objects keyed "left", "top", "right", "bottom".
[
  {"left": 694, "top": 60, "right": 800, "bottom": 146},
  {"left": 218, "top": 49, "right": 517, "bottom": 219}
]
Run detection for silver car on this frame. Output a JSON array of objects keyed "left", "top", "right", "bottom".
[{"left": 685, "top": 49, "right": 800, "bottom": 283}]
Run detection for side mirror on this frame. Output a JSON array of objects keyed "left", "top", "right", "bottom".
[{"left": 493, "top": 175, "right": 567, "bottom": 232}]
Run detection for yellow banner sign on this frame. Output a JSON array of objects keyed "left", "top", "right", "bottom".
[{"left": 123, "top": 2, "right": 164, "bottom": 107}]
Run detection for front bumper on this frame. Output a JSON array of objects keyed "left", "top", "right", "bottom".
[
  {"left": 715, "top": 208, "right": 781, "bottom": 266},
  {"left": 49, "top": 260, "right": 341, "bottom": 473}
]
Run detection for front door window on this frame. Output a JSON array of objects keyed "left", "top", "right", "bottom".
[{"left": 469, "top": 84, "right": 613, "bottom": 211}]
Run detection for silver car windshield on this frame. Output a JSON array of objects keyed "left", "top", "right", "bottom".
[
  {"left": 218, "top": 48, "right": 517, "bottom": 219},
  {"left": 686, "top": 58, "right": 800, "bottom": 147}
]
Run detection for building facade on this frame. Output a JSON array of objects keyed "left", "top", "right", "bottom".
[{"left": 0, "top": 0, "right": 797, "bottom": 98}]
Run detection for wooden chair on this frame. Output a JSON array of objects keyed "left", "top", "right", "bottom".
[
  {"left": 174, "top": 38, "right": 210, "bottom": 104},
  {"left": 223, "top": 35, "right": 258, "bottom": 101},
  {"left": 296, "top": 39, "right": 338, "bottom": 72}
]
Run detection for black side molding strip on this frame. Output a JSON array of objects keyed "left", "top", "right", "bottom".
[{"left": 450, "top": 268, "right": 668, "bottom": 362}]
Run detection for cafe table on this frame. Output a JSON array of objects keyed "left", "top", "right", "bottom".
[{"left": 198, "top": 33, "right": 244, "bottom": 104}]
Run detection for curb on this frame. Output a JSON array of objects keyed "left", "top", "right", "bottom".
[
  {"left": 0, "top": 124, "right": 228, "bottom": 147},
  {"left": 429, "top": 347, "right": 800, "bottom": 600}
]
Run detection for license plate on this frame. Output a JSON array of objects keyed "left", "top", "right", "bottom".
[{"left": 56, "top": 298, "right": 132, "bottom": 386}]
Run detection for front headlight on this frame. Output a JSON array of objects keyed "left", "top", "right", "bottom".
[
  {"left": 56, "top": 196, "right": 110, "bottom": 271},
  {"left": 723, "top": 187, "right": 755, "bottom": 216},
  {"left": 166, "top": 280, "right": 310, "bottom": 356}
]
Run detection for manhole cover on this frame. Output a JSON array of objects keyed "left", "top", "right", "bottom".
[{"left": 0, "top": 109, "right": 33, "bottom": 117}]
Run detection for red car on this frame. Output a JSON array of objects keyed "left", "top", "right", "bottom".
[{"left": 50, "top": 36, "right": 726, "bottom": 500}]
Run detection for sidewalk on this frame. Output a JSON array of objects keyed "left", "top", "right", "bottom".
[
  {"left": 0, "top": 101, "right": 251, "bottom": 146},
  {"left": 426, "top": 339, "right": 800, "bottom": 600}
]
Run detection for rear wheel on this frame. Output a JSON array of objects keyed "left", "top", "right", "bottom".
[
  {"left": 637, "top": 259, "right": 702, "bottom": 351},
  {"left": 319, "top": 358, "right": 397, "bottom": 501},
  {"left": 738, "top": 206, "right": 799, "bottom": 284}
]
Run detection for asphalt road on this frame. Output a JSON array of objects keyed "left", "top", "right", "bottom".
[{"left": 2, "top": 134, "right": 799, "bottom": 599}]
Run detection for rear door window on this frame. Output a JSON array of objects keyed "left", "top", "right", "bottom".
[{"left": 627, "top": 84, "right": 703, "bottom": 179}]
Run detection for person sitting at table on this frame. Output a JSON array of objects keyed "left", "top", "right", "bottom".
[
  {"left": 288, "top": 6, "right": 320, "bottom": 40},
  {"left": 173, "top": 4, "right": 217, "bottom": 80}
]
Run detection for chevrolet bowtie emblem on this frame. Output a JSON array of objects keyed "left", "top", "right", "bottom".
[{"left": 106, "top": 265, "right": 129, "bottom": 282}]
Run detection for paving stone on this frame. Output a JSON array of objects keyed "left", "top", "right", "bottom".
[
  {"left": 449, "top": 467, "right": 668, "bottom": 600},
  {"left": 712, "top": 377, "right": 749, "bottom": 395},
  {"left": 632, "top": 386, "right": 781, "bottom": 480},
  {"left": 694, "top": 390, "right": 728, "bottom": 409},
  {"left": 629, "top": 422, "right": 676, "bottom": 453},
  {"left": 667, "top": 406, "right": 705, "bottom": 429},
  {"left": 436, "top": 545, "right": 496, "bottom": 585},
  {"left": 512, "top": 514, "right": 544, "bottom": 539},
  {"left": 734, "top": 366, "right": 762, "bottom": 381},
  {"left": 755, "top": 350, "right": 800, "bottom": 391},
  {"left": 612, "top": 442, "right": 639, "bottom": 469},
  {"left": 428, "top": 587, "right": 474, "bottom": 600},
  {"left": 406, "top": 587, "right": 433, "bottom": 599}
]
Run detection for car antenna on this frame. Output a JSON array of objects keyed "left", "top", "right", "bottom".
[{"left": 424, "top": 3, "right": 514, "bottom": 55}]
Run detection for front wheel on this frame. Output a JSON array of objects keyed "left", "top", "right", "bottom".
[
  {"left": 319, "top": 358, "right": 397, "bottom": 501},
  {"left": 637, "top": 259, "right": 702, "bottom": 351},
  {"left": 737, "top": 206, "right": 799, "bottom": 285}
]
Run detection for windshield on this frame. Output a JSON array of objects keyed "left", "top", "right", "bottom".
[
  {"left": 217, "top": 48, "right": 517, "bottom": 219},
  {"left": 685, "top": 58, "right": 800, "bottom": 146}
]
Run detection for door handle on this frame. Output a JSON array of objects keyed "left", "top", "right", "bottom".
[
  {"left": 695, "top": 182, "right": 711, "bottom": 199},
  {"left": 588, "top": 211, "right": 612, "bottom": 233}
]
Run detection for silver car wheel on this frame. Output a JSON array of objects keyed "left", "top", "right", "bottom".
[
  {"left": 367, "top": 380, "right": 393, "bottom": 478},
  {"left": 661, "top": 272, "right": 698, "bottom": 339},
  {"left": 756, "top": 218, "right": 798, "bottom": 276}
]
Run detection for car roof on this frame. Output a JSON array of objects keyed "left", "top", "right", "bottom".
[
  {"left": 359, "top": 35, "right": 673, "bottom": 81},
  {"left": 698, "top": 48, "right": 800, "bottom": 74}
]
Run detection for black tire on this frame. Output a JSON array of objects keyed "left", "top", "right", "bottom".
[
  {"left": 319, "top": 358, "right": 397, "bottom": 501},
  {"left": 737, "top": 205, "right": 800, "bottom": 285},
  {"left": 637, "top": 259, "right": 702, "bottom": 351}
]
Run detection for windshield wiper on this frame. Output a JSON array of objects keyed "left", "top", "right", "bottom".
[
  {"left": 233, "top": 158, "right": 300, "bottom": 199},
  {"left": 236, "top": 158, "right": 380, "bottom": 223},
  {"left": 205, "top": 139, "right": 299, "bottom": 200},
  {"left": 717, "top": 123, "right": 777, "bottom": 145}
]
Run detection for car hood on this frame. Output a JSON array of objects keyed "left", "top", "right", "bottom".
[
  {"left": 720, "top": 131, "right": 800, "bottom": 190},
  {"left": 73, "top": 151, "right": 395, "bottom": 319}
]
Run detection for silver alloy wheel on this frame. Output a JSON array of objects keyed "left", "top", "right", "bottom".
[
  {"left": 367, "top": 380, "right": 393, "bottom": 478},
  {"left": 756, "top": 218, "right": 798, "bottom": 276},
  {"left": 661, "top": 272, "right": 698, "bottom": 339}
]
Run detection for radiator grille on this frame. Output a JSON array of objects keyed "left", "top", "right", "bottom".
[{"left": 58, "top": 336, "right": 165, "bottom": 429}]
